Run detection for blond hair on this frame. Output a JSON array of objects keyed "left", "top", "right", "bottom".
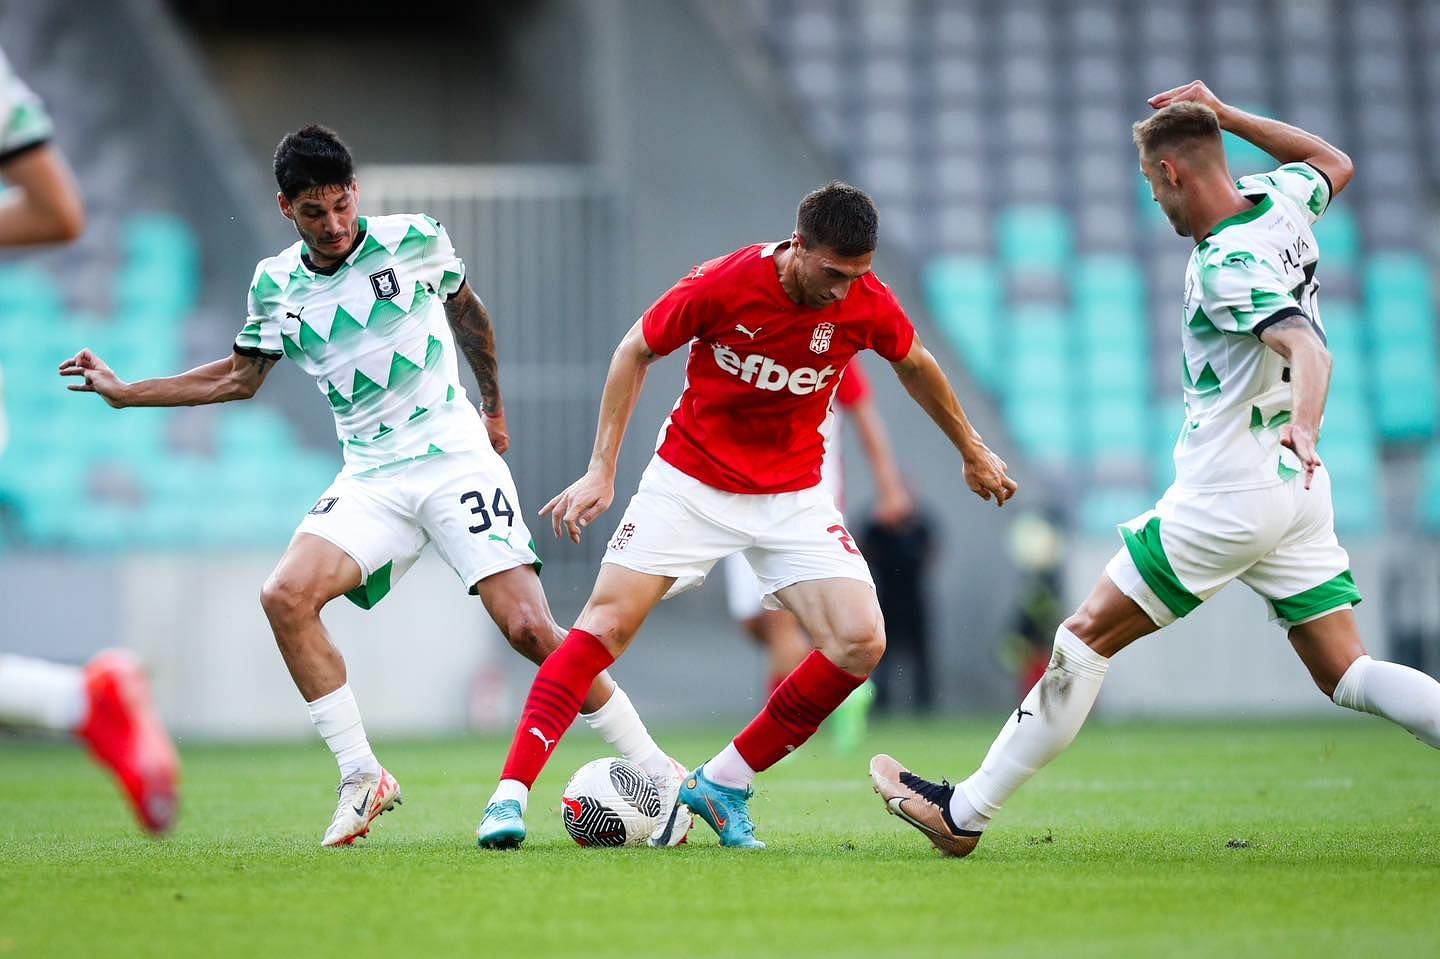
[{"left": 1132, "top": 102, "right": 1222, "bottom": 158}]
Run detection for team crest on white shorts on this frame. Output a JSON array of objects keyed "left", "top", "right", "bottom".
[
  {"left": 309, "top": 496, "right": 338, "bottom": 515},
  {"left": 610, "top": 521, "right": 636, "bottom": 550},
  {"left": 809, "top": 322, "right": 834, "bottom": 354},
  {"left": 370, "top": 268, "right": 399, "bottom": 300}
]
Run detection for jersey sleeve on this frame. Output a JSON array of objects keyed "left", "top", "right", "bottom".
[
  {"left": 641, "top": 269, "right": 713, "bottom": 357},
  {"left": 1197, "top": 247, "right": 1305, "bottom": 337},
  {"left": 0, "top": 50, "right": 53, "bottom": 162},
  {"left": 423, "top": 216, "right": 466, "bottom": 298},
  {"left": 1237, "top": 163, "right": 1332, "bottom": 225},
  {"left": 234, "top": 263, "right": 285, "bottom": 358},
  {"left": 866, "top": 282, "right": 917, "bottom": 362},
  {"left": 835, "top": 359, "right": 872, "bottom": 408}
]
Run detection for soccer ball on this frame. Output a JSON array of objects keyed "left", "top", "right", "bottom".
[{"left": 560, "top": 757, "right": 663, "bottom": 847}]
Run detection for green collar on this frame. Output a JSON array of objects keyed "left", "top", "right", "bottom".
[{"left": 1202, "top": 194, "right": 1272, "bottom": 241}]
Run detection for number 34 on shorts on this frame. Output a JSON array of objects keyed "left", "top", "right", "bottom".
[{"left": 297, "top": 451, "right": 541, "bottom": 610}]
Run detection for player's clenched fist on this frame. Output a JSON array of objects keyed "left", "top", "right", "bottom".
[
  {"left": 962, "top": 444, "right": 1018, "bottom": 507},
  {"left": 541, "top": 468, "right": 615, "bottom": 544},
  {"left": 58, "top": 348, "right": 128, "bottom": 407}
]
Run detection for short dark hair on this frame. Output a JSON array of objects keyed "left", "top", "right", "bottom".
[
  {"left": 796, "top": 181, "right": 878, "bottom": 256},
  {"left": 273, "top": 124, "right": 354, "bottom": 200},
  {"left": 1132, "top": 102, "right": 1222, "bottom": 157}
]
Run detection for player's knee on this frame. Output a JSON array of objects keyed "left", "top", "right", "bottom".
[
  {"left": 502, "top": 606, "right": 559, "bottom": 664},
  {"left": 259, "top": 574, "right": 319, "bottom": 627},
  {"left": 838, "top": 625, "right": 886, "bottom": 674}
]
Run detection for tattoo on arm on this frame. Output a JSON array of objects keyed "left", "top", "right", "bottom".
[
  {"left": 1257, "top": 313, "right": 1322, "bottom": 360},
  {"left": 444, "top": 283, "right": 502, "bottom": 415},
  {"left": 232, "top": 350, "right": 278, "bottom": 398}
]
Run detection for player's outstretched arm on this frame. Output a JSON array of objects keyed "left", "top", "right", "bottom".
[
  {"left": 443, "top": 281, "right": 509, "bottom": 454},
  {"left": 1147, "top": 81, "right": 1353, "bottom": 198},
  {"left": 0, "top": 144, "right": 85, "bottom": 247},
  {"left": 846, "top": 397, "right": 914, "bottom": 525},
  {"left": 59, "top": 349, "right": 276, "bottom": 408},
  {"left": 1259, "top": 316, "right": 1333, "bottom": 490},
  {"left": 540, "top": 318, "right": 658, "bottom": 543},
  {"left": 891, "top": 336, "right": 1017, "bottom": 507}
]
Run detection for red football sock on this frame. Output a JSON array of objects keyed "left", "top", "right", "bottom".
[
  {"left": 733, "top": 650, "right": 865, "bottom": 772},
  {"left": 500, "top": 629, "right": 614, "bottom": 788}
]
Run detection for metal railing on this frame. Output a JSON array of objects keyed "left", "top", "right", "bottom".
[{"left": 359, "top": 165, "right": 631, "bottom": 577}]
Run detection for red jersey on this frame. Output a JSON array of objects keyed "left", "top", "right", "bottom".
[{"left": 641, "top": 242, "right": 914, "bottom": 494}]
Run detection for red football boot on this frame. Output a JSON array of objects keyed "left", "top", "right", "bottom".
[{"left": 76, "top": 649, "right": 180, "bottom": 834}]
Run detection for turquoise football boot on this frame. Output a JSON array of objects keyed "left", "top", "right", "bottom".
[
  {"left": 475, "top": 799, "right": 526, "bottom": 849},
  {"left": 679, "top": 767, "right": 765, "bottom": 849}
]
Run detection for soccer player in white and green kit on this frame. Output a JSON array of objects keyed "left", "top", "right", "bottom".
[
  {"left": 872, "top": 82, "right": 1440, "bottom": 857},
  {"left": 61, "top": 125, "right": 688, "bottom": 847}
]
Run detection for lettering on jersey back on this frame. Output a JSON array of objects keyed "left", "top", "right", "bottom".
[{"left": 710, "top": 343, "right": 836, "bottom": 395}]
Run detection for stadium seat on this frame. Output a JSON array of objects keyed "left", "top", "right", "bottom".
[
  {"left": 1077, "top": 484, "right": 1153, "bottom": 536},
  {"left": 923, "top": 256, "right": 1002, "bottom": 388},
  {"left": 1419, "top": 443, "right": 1440, "bottom": 532},
  {"left": 1073, "top": 254, "right": 1146, "bottom": 315},
  {"left": 997, "top": 206, "right": 1072, "bottom": 280},
  {"left": 1312, "top": 205, "right": 1360, "bottom": 274},
  {"left": 1080, "top": 393, "right": 1149, "bottom": 468}
]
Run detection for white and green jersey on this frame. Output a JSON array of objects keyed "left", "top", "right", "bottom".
[
  {"left": 0, "top": 46, "right": 54, "bottom": 162},
  {"left": 236, "top": 213, "right": 485, "bottom": 475},
  {"left": 1174, "top": 162, "right": 1333, "bottom": 491}
]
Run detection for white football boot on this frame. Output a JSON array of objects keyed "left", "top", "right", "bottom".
[
  {"left": 648, "top": 756, "right": 695, "bottom": 847},
  {"left": 321, "top": 767, "right": 402, "bottom": 847}
]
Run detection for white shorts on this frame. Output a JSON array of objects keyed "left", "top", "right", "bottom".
[
  {"left": 297, "top": 450, "right": 539, "bottom": 609},
  {"left": 604, "top": 457, "right": 874, "bottom": 608},
  {"left": 1105, "top": 467, "right": 1362, "bottom": 630}
]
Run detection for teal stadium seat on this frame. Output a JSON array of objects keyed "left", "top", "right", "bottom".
[
  {"left": 1077, "top": 484, "right": 1154, "bottom": 536},
  {"left": 1312, "top": 205, "right": 1359, "bottom": 275},
  {"left": 1363, "top": 255, "right": 1437, "bottom": 441},
  {"left": 1320, "top": 301, "right": 1366, "bottom": 403},
  {"left": 1073, "top": 255, "right": 1146, "bottom": 316},
  {"left": 1081, "top": 393, "right": 1149, "bottom": 468},
  {"left": 1419, "top": 444, "right": 1440, "bottom": 533},
  {"left": 923, "top": 256, "right": 1002, "bottom": 389},
  {"left": 998, "top": 206, "right": 1072, "bottom": 280},
  {"left": 1003, "top": 305, "right": 1073, "bottom": 466}
]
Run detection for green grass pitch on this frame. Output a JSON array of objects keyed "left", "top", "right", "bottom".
[{"left": 3, "top": 717, "right": 1437, "bottom": 958}]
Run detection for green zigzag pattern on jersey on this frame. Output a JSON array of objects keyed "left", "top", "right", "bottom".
[
  {"left": 325, "top": 335, "right": 445, "bottom": 414},
  {"left": 1249, "top": 407, "right": 1293, "bottom": 431},
  {"left": 1182, "top": 355, "right": 1221, "bottom": 395}
]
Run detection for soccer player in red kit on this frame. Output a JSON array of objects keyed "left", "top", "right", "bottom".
[{"left": 476, "top": 182, "right": 1016, "bottom": 849}]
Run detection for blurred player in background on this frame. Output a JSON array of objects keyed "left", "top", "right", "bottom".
[
  {"left": 873, "top": 82, "right": 1440, "bottom": 858},
  {"left": 0, "top": 46, "right": 178, "bottom": 835},
  {"left": 477, "top": 181, "right": 1015, "bottom": 850},
  {"left": 60, "top": 125, "right": 687, "bottom": 847},
  {"left": 723, "top": 359, "right": 913, "bottom": 752}
]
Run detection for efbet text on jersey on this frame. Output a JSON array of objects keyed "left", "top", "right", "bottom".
[{"left": 710, "top": 342, "right": 837, "bottom": 395}]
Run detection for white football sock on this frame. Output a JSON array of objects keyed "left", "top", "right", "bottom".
[
  {"left": 488, "top": 778, "right": 529, "bottom": 814},
  {"left": 581, "top": 686, "right": 670, "bottom": 778},
  {"left": 1332, "top": 655, "right": 1440, "bottom": 748},
  {"left": 0, "top": 655, "right": 88, "bottom": 731},
  {"left": 306, "top": 683, "right": 380, "bottom": 781},
  {"left": 955, "top": 626, "right": 1110, "bottom": 825},
  {"left": 702, "top": 742, "right": 756, "bottom": 790}
]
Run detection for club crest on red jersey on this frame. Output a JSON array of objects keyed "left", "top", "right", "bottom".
[{"left": 809, "top": 322, "right": 835, "bottom": 354}]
